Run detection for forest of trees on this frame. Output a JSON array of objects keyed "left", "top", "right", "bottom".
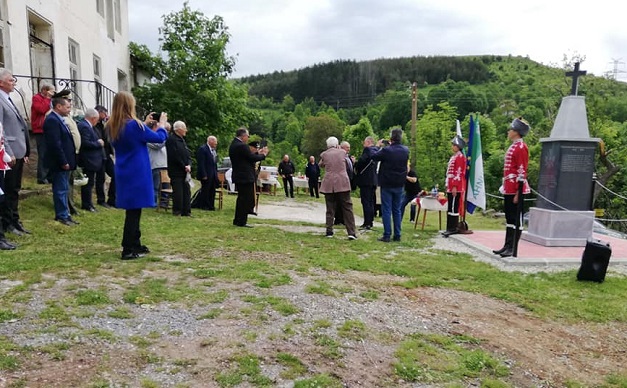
[{"left": 130, "top": 3, "right": 627, "bottom": 231}]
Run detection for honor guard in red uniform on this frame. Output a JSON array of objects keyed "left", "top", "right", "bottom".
[
  {"left": 493, "top": 117, "right": 530, "bottom": 257},
  {"left": 442, "top": 135, "right": 466, "bottom": 237}
]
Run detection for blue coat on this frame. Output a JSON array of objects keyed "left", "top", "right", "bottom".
[
  {"left": 43, "top": 112, "right": 76, "bottom": 172},
  {"left": 77, "top": 119, "right": 105, "bottom": 172},
  {"left": 112, "top": 119, "right": 167, "bottom": 209},
  {"left": 196, "top": 143, "right": 218, "bottom": 183},
  {"left": 371, "top": 143, "right": 409, "bottom": 188}
]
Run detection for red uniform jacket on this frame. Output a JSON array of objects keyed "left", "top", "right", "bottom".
[
  {"left": 446, "top": 151, "right": 466, "bottom": 193},
  {"left": 502, "top": 139, "right": 530, "bottom": 195}
]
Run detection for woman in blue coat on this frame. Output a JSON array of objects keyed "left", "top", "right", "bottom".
[{"left": 106, "top": 91, "right": 168, "bottom": 259}]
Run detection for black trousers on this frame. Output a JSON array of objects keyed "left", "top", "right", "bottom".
[
  {"left": 359, "top": 185, "right": 376, "bottom": 227},
  {"left": 0, "top": 171, "right": 5, "bottom": 238},
  {"left": 0, "top": 158, "right": 24, "bottom": 229},
  {"left": 504, "top": 194, "right": 524, "bottom": 229},
  {"left": 446, "top": 192, "right": 460, "bottom": 216},
  {"left": 170, "top": 176, "right": 191, "bottom": 216},
  {"left": 81, "top": 169, "right": 97, "bottom": 209},
  {"left": 234, "top": 182, "right": 255, "bottom": 226},
  {"left": 282, "top": 176, "right": 294, "bottom": 197},
  {"left": 122, "top": 208, "right": 142, "bottom": 253},
  {"left": 99, "top": 157, "right": 116, "bottom": 206},
  {"left": 308, "top": 179, "right": 319, "bottom": 198},
  {"left": 95, "top": 165, "right": 106, "bottom": 204},
  {"left": 192, "top": 179, "right": 216, "bottom": 210}
]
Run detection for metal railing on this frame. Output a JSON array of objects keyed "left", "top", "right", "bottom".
[{"left": 12, "top": 75, "right": 117, "bottom": 119}]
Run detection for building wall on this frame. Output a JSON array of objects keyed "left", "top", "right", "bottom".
[{"left": 1, "top": 0, "right": 129, "bottom": 115}]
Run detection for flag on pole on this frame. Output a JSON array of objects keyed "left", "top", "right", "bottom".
[{"left": 466, "top": 115, "right": 486, "bottom": 214}]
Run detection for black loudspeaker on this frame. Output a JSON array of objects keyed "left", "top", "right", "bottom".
[{"left": 577, "top": 239, "right": 612, "bottom": 283}]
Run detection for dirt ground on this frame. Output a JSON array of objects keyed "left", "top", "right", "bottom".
[{"left": 1, "top": 200, "right": 626, "bottom": 387}]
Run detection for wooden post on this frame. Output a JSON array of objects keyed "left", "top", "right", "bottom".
[{"left": 410, "top": 82, "right": 417, "bottom": 169}]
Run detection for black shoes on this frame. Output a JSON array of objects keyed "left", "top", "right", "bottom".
[
  {"left": 56, "top": 218, "right": 73, "bottom": 226},
  {"left": 14, "top": 222, "right": 31, "bottom": 234},
  {"left": 136, "top": 245, "right": 150, "bottom": 254},
  {"left": 325, "top": 231, "right": 334, "bottom": 238},
  {"left": 82, "top": 206, "right": 97, "bottom": 212},
  {"left": 98, "top": 202, "right": 112, "bottom": 209},
  {"left": 0, "top": 239, "right": 16, "bottom": 250},
  {"left": 377, "top": 237, "right": 390, "bottom": 243},
  {"left": 233, "top": 223, "right": 253, "bottom": 228},
  {"left": 392, "top": 236, "right": 401, "bottom": 242},
  {"left": 56, "top": 217, "right": 80, "bottom": 226},
  {"left": 6, "top": 225, "right": 24, "bottom": 236},
  {"left": 348, "top": 235, "right": 357, "bottom": 240},
  {"left": 121, "top": 252, "right": 142, "bottom": 260},
  {"left": 359, "top": 224, "right": 372, "bottom": 230}
]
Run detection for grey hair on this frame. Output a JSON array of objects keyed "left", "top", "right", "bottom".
[
  {"left": 207, "top": 135, "right": 217, "bottom": 142},
  {"left": 84, "top": 108, "right": 99, "bottom": 119},
  {"left": 326, "top": 136, "right": 339, "bottom": 148},
  {"left": 0, "top": 68, "right": 12, "bottom": 80},
  {"left": 40, "top": 81, "right": 54, "bottom": 92},
  {"left": 173, "top": 121, "right": 186, "bottom": 131},
  {"left": 340, "top": 141, "right": 350, "bottom": 148}
]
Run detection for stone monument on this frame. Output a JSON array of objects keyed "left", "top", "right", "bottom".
[{"left": 523, "top": 63, "right": 600, "bottom": 247}]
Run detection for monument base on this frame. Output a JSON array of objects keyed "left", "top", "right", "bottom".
[{"left": 522, "top": 207, "right": 593, "bottom": 247}]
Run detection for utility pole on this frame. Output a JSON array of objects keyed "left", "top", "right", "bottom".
[
  {"left": 608, "top": 58, "right": 625, "bottom": 80},
  {"left": 410, "top": 82, "right": 417, "bottom": 169}
]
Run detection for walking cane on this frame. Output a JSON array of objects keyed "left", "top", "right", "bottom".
[{"left": 512, "top": 175, "right": 524, "bottom": 258}]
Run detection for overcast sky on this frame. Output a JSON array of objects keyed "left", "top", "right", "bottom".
[{"left": 128, "top": 0, "right": 627, "bottom": 81}]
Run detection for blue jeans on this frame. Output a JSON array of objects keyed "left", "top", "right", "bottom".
[
  {"left": 381, "top": 186, "right": 404, "bottom": 239},
  {"left": 52, "top": 170, "right": 70, "bottom": 220}
]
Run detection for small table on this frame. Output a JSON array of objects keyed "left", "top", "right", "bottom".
[
  {"left": 293, "top": 177, "right": 309, "bottom": 194},
  {"left": 414, "top": 196, "right": 448, "bottom": 230}
]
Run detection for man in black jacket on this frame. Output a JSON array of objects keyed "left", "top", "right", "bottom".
[
  {"left": 193, "top": 135, "right": 218, "bottom": 210},
  {"left": 278, "top": 154, "right": 295, "bottom": 198},
  {"left": 77, "top": 108, "right": 105, "bottom": 212},
  {"left": 354, "top": 136, "right": 378, "bottom": 230},
  {"left": 228, "top": 128, "right": 268, "bottom": 227},
  {"left": 304, "top": 156, "right": 320, "bottom": 198},
  {"left": 166, "top": 121, "right": 192, "bottom": 216}
]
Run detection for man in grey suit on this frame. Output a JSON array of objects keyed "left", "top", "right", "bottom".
[{"left": 0, "top": 68, "right": 30, "bottom": 236}]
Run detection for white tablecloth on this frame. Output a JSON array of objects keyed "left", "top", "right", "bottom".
[
  {"left": 293, "top": 177, "right": 309, "bottom": 188},
  {"left": 413, "top": 196, "right": 448, "bottom": 211}
]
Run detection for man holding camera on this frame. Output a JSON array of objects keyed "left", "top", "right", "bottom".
[{"left": 372, "top": 128, "right": 409, "bottom": 242}]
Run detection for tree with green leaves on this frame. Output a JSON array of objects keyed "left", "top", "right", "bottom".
[
  {"left": 131, "top": 2, "right": 255, "bottom": 158},
  {"left": 301, "top": 114, "right": 346, "bottom": 159}
]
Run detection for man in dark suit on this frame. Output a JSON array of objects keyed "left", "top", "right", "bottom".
[
  {"left": 166, "top": 121, "right": 192, "bottom": 216},
  {"left": 94, "top": 105, "right": 114, "bottom": 208},
  {"left": 304, "top": 155, "right": 320, "bottom": 198},
  {"left": 44, "top": 95, "right": 78, "bottom": 226},
  {"left": 77, "top": 108, "right": 105, "bottom": 212},
  {"left": 228, "top": 127, "right": 268, "bottom": 227},
  {"left": 193, "top": 135, "right": 219, "bottom": 210},
  {"left": 354, "top": 136, "right": 378, "bottom": 230},
  {"left": 0, "top": 68, "right": 31, "bottom": 236}
]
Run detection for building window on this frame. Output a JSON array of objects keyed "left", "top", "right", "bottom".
[
  {"left": 0, "top": 4, "right": 4, "bottom": 68},
  {"left": 68, "top": 38, "right": 81, "bottom": 98},
  {"left": 0, "top": 26, "right": 4, "bottom": 68},
  {"left": 106, "top": 0, "right": 114, "bottom": 40},
  {"left": 96, "top": 0, "right": 104, "bottom": 17},
  {"left": 114, "top": 0, "right": 121, "bottom": 33},
  {"left": 93, "top": 55, "right": 101, "bottom": 80}
]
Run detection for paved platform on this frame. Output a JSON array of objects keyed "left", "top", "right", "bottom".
[{"left": 451, "top": 230, "right": 627, "bottom": 266}]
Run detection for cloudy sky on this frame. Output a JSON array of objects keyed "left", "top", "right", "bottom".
[{"left": 128, "top": 0, "right": 627, "bottom": 81}]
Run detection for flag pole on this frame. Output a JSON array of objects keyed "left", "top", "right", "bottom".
[{"left": 458, "top": 116, "right": 473, "bottom": 233}]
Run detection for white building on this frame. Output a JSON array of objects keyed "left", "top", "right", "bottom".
[{"left": 0, "top": 0, "right": 130, "bottom": 116}]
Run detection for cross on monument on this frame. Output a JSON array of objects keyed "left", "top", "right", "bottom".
[{"left": 565, "top": 62, "right": 587, "bottom": 96}]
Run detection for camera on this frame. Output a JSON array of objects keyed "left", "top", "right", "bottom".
[
  {"left": 150, "top": 112, "right": 160, "bottom": 121},
  {"left": 381, "top": 139, "right": 390, "bottom": 146}
]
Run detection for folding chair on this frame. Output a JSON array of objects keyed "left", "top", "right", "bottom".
[
  {"left": 157, "top": 170, "right": 173, "bottom": 211},
  {"left": 216, "top": 172, "right": 225, "bottom": 210}
]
